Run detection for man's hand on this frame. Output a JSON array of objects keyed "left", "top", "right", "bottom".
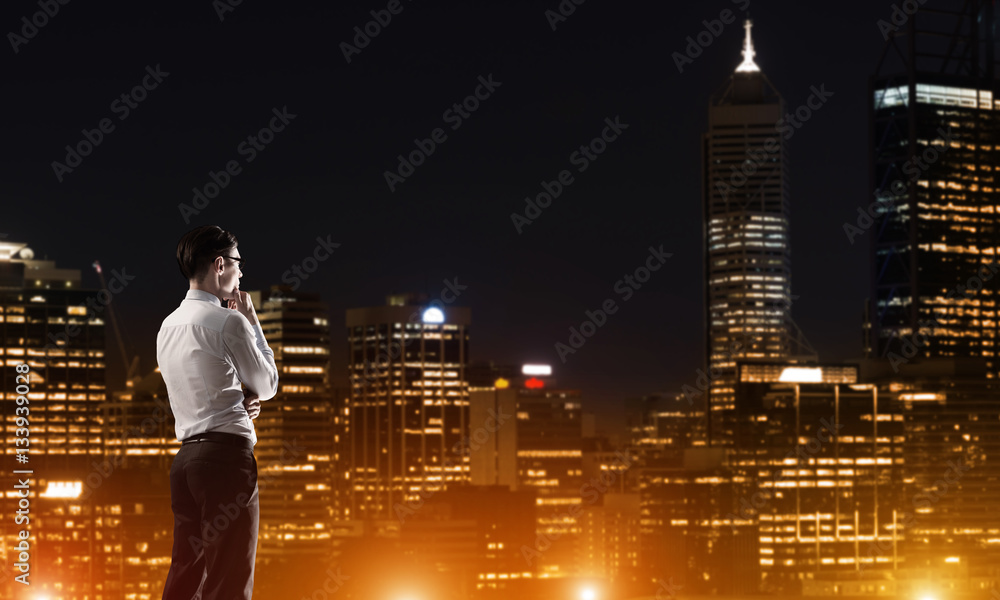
[
  {"left": 227, "top": 285, "right": 259, "bottom": 326},
  {"left": 242, "top": 392, "right": 261, "bottom": 420}
]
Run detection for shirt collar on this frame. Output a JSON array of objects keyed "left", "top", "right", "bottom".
[{"left": 185, "top": 289, "right": 223, "bottom": 306}]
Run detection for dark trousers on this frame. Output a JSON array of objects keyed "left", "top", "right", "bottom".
[{"left": 162, "top": 434, "right": 259, "bottom": 600}]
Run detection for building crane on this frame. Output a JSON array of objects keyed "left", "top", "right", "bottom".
[{"left": 92, "top": 260, "right": 140, "bottom": 386}]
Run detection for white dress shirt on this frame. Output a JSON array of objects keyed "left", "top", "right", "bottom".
[{"left": 156, "top": 289, "right": 279, "bottom": 445}]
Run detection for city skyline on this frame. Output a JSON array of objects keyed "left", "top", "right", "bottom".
[
  {"left": 5, "top": 0, "right": 896, "bottom": 424},
  {"left": 5, "top": 1, "right": 1000, "bottom": 598}
]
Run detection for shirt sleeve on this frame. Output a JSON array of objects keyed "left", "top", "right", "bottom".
[{"left": 222, "top": 313, "right": 279, "bottom": 400}]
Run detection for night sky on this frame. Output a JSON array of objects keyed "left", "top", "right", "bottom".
[{"left": 4, "top": 0, "right": 892, "bottom": 432}]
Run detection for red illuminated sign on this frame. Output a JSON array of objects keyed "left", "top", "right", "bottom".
[{"left": 525, "top": 377, "right": 544, "bottom": 389}]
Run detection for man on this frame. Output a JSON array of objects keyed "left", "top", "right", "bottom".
[{"left": 157, "top": 225, "right": 279, "bottom": 599}]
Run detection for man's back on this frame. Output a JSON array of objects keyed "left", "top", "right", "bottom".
[{"left": 156, "top": 289, "right": 278, "bottom": 445}]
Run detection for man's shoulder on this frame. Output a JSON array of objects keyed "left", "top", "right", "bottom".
[{"left": 159, "top": 299, "right": 234, "bottom": 333}]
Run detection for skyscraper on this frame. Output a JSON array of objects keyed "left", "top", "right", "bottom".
[
  {"left": 344, "top": 292, "right": 471, "bottom": 521},
  {"left": 702, "top": 21, "right": 813, "bottom": 444},
  {"left": 0, "top": 240, "right": 108, "bottom": 598},
  {"left": 867, "top": 0, "right": 1000, "bottom": 374},
  {"left": 468, "top": 372, "right": 518, "bottom": 489},
  {"left": 733, "top": 364, "right": 902, "bottom": 595},
  {"left": 516, "top": 384, "right": 585, "bottom": 576},
  {"left": 863, "top": 4, "right": 1000, "bottom": 594},
  {"left": 96, "top": 369, "right": 176, "bottom": 599},
  {"left": 247, "top": 286, "right": 338, "bottom": 573},
  {"left": 0, "top": 240, "right": 108, "bottom": 458}
]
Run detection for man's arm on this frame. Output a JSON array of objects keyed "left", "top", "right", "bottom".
[{"left": 223, "top": 314, "right": 279, "bottom": 400}]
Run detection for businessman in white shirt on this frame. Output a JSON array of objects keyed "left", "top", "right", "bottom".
[{"left": 157, "top": 225, "right": 278, "bottom": 600}]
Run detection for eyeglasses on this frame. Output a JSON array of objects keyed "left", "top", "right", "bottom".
[{"left": 220, "top": 255, "right": 245, "bottom": 271}]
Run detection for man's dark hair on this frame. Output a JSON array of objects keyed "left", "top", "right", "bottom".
[{"left": 176, "top": 225, "right": 239, "bottom": 281}]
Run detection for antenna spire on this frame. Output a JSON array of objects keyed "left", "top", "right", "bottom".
[{"left": 736, "top": 19, "right": 760, "bottom": 73}]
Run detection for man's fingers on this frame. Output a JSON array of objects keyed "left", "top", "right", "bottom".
[{"left": 243, "top": 394, "right": 261, "bottom": 420}]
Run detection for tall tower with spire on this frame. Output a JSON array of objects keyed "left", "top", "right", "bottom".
[{"left": 700, "top": 20, "right": 813, "bottom": 444}]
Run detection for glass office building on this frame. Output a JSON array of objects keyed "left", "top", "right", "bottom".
[
  {"left": 867, "top": 1, "right": 1000, "bottom": 377},
  {"left": 344, "top": 292, "right": 471, "bottom": 520}
]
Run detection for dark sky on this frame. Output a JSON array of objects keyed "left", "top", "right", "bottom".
[{"left": 4, "top": 0, "right": 893, "bottom": 431}]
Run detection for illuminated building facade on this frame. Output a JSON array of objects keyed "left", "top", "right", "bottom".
[
  {"left": 624, "top": 395, "right": 712, "bottom": 596},
  {"left": 398, "top": 485, "right": 537, "bottom": 597},
  {"left": 702, "top": 21, "right": 812, "bottom": 443},
  {"left": 0, "top": 240, "right": 107, "bottom": 458},
  {"left": 516, "top": 386, "right": 584, "bottom": 577},
  {"left": 733, "top": 364, "right": 905, "bottom": 595},
  {"left": 867, "top": 1, "right": 1000, "bottom": 377},
  {"left": 637, "top": 447, "right": 759, "bottom": 596},
  {"left": 248, "top": 286, "right": 338, "bottom": 573},
  {"left": 344, "top": 292, "right": 471, "bottom": 521},
  {"left": 861, "top": 357, "right": 1000, "bottom": 598},
  {"left": 626, "top": 394, "right": 707, "bottom": 455},
  {"left": 96, "top": 370, "right": 177, "bottom": 600},
  {"left": 0, "top": 240, "right": 108, "bottom": 599},
  {"left": 575, "top": 435, "right": 643, "bottom": 588},
  {"left": 577, "top": 493, "right": 641, "bottom": 587}
]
